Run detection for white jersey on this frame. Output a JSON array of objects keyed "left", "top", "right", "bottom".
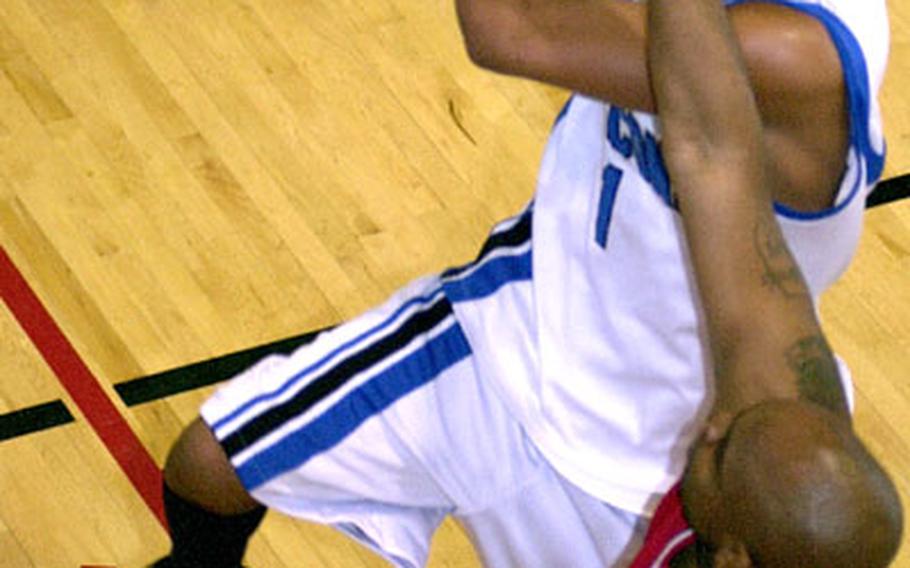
[{"left": 442, "top": 0, "right": 889, "bottom": 514}]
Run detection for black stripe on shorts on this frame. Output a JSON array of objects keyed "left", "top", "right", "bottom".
[
  {"left": 221, "top": 294, "right": 454, "bottom": 457},
  {"left": 442, "top": 208, "right": 532, "bottom": 280}
]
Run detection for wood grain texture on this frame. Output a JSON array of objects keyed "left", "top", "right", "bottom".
[{"left": 0, "top": 0, "right": 907, "bottom": 566}]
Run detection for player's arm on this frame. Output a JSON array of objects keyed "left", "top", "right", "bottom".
[
  {"left": 456, "top": 0, "right": 651, "bottom": 109},
  {"left": 454, "top": 0, "right": 847, "bottom": 210},
  {"left": 647, "top": 0, "right": 849, "bottom": 419},
  {"left": 454, "top": 0, "right": 839, "bottom": 113}
]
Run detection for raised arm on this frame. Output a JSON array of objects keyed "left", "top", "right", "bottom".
[
  {"left": 456, "top": 0, "right": 651, "bottom": 109},
  {"left": 646, "top": 0, "right": 848, "bottom": 419},
  {"left": 455, "top": 0, "right": 841, "bottom": 116},
  {"left": 455, "top": 0, "right": 848, "bottom": 211},
  {"left": 646, "top": 4, "right": 903, "bottom": 565}
]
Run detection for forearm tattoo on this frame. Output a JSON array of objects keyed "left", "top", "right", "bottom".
[
  {"left": 785, "top": 335, "right": 849, "bottom": 415},
  {"left": 754, "top": 214, "right": 804, "bottom": 298}
]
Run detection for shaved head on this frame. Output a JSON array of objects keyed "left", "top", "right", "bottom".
[{"left": 719, "top": 400, "right": 903, "bottom": 567}]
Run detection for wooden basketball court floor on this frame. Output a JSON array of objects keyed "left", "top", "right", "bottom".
[{"left": 0, "top": 0, "right": 907, "bottom": 566}]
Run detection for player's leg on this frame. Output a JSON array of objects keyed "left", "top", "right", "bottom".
[
  {"left": 154, "top": 418, "right": 266, "bottom": 567},
  {"left": 152, "top": 274, "right": 465, "bottom": 567}
]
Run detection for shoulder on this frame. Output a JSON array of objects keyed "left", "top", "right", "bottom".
[
  {"left": 729, "top": 2, "right": 851, "bottom": 211},
  {"left": 731, "top": 2, "right": 845, "bottom": 96}
]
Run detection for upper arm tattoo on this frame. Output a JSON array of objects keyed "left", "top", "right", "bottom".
[
  {"left": 785, "top": 335, "right": 849, "bottom": 415},
  {"left": 754, "top": 213, "right": 805, "bottom": 298}
]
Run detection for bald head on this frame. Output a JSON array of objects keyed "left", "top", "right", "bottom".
[{"left": 720, "top": 400, "right": 903, "bottom": 567}]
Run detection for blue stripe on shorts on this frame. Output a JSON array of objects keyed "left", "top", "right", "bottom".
[{"left": 236, "top": 322, "right": 471, "bottom": 490}]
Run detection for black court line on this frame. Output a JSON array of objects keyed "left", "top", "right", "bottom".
[
  {"left": 867, "top": 173, "right": 910, "bottom": 208},
  {"left": 112, "top": 172, "right": 908, "bottom": 408},
  {"left": 115, "top": 329, "right": 324, "bottom": 406},
  {"left": 2, "top": 174, "right": 908, "bottom": 442},
  {"left": 0, "top": 400, "right": 75, "bottom": 442}
]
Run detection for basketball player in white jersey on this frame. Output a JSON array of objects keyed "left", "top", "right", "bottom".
[{"left": 152, "top": 0, "right": 896, "bottom": 566}]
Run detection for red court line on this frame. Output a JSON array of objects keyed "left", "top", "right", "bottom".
[{"left": 0, "top": 245, "right": 166, "bottom": 529}]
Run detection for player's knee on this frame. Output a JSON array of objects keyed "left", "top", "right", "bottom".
[{"left": 164, "top": 417, "right": 260, "bottom": 515}]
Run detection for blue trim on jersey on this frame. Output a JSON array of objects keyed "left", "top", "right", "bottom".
[
  {"left": 210, "top": 287, "right": 447, "bottom": 434},
  {"left": 443, "top": 250, "right": 532, "bottom": 303},
  {"left": 554, "top": 95, "right": 574, "bottom": 127},
  {"left": 729, "top": 0, "right": 885, "bottom": 220},
  {"left": 774, "top": 149, "right": 863, "bottom": 220},
  {"left": 237, "top": 323, "right": 472, "bottom": 490}
]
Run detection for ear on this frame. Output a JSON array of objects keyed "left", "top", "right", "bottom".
[{"left": 713, "top": 541, "right": 752, "bottom": 568}]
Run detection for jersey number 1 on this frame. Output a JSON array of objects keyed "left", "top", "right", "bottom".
[{"left": 595, "top": 165, "right": 623, "bottom": 249}]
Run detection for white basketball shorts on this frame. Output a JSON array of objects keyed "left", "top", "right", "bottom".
[{"left": 201, "top": 274, "right": 645, "bottom": 567}]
